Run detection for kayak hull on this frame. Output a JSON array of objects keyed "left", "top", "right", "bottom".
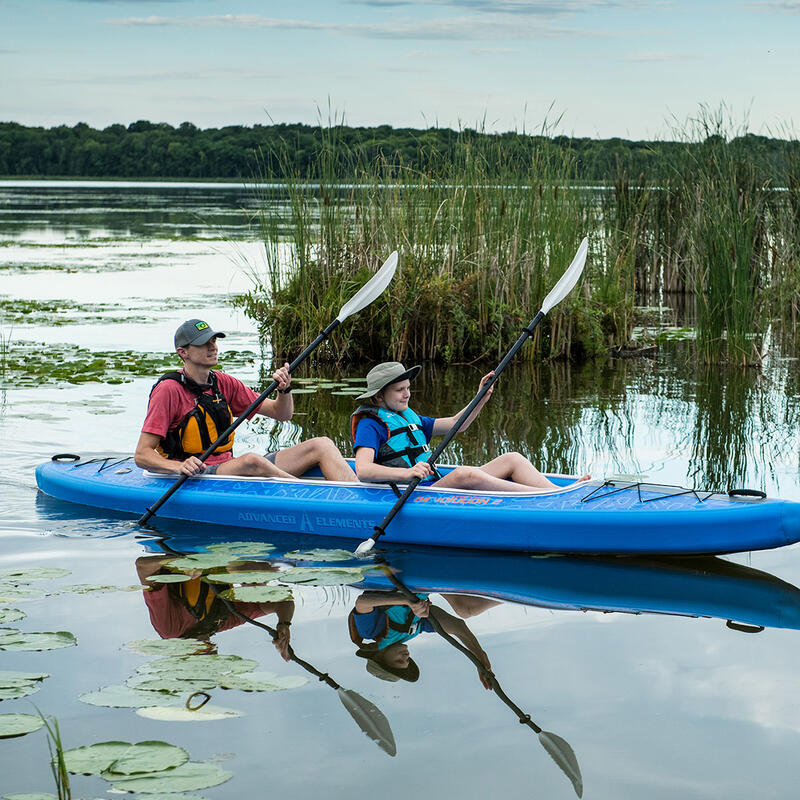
[{"left": 35, "top": 455, "right": 800, "bottom": 555}]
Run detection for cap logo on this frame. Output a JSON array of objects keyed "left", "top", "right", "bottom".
[{"left": 195, "top": 321, "right": 209, "bottom": 331}]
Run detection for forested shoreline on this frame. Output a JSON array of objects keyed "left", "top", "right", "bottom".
[{"left": 1, "top": 119, "right": 798, "bottom": 183}]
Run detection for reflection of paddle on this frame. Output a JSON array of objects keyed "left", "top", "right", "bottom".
[
  {"left": 208, "top": 577, "right": 397, "bottom": 757},
  {"left": 138, "top": 251, "right": 398, "bottom": 525},
  {"left": 146, "top": 536, "right": 397, "bottom": 756},
  {"left": 211, "top": 586, "right": 396, "bottom": 756},
  {"left": 356, "top": 238, "right": 589, "bottom": 555},
  {"left": 377, "top": 560, "right": 583, "bottom": 796}
]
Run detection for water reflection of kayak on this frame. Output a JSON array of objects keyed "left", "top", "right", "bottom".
[
  {"left": 35, "top": 453, "right": 800, "bottom": 556},
  {"left": 128, "top": 524, "right": 800, "bottom": 634},
  {"left": 354, "top": 548, "right": 800, "bottom": 633}
]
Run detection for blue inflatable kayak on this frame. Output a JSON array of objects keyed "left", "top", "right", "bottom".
[{"left": 35, "top": 454, "right": 800, "bottom": 556}]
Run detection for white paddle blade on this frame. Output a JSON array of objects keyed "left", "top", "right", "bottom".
[
  {"left": 540, "top": 237, "right": 589, "bottom": 315},
  {"left": 337, "top": 251, "right": 398, "bottom": 323},
  {"left": 338, "top": 687, "right": 397, "bottom": 756},
  {"left": 355, "top": 537, "right": 376, "bottom": 556},
  {"left": 539, "top": 730, "right": 583, "bottom": 797}
]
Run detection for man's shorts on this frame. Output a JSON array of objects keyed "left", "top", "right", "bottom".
[{"left": 203, "top": 451, "right": 277, "bottom": 476}]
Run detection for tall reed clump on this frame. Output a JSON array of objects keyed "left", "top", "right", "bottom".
[
  {"left": 674, "top": 107, "right": 772, "bottom": 365},
  {"left": 242, "top": 119, "right": 614, "bottom": 365},
  {"left": 765, "top": 131, "right": 800, "bottom": 344}
]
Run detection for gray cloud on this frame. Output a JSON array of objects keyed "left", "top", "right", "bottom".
[
  {"left": 746, "top": 0, "right": 800, "bottom": 10},
  {"left": 349, "top": 0, "right": 654, "bottom": 14},
  {"left": 623, "top": 51, "right": 697, "bottom": 62},
  {"left": 110, "top": 13, "right": 589, "bottom": 40}
]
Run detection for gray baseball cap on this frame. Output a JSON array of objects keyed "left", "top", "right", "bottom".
[
  {"left": 174, "top": 319, "right": 226, "bottom": 349},
  {"left": 356, "top": 361, "right": 421, "bottom": 400}
]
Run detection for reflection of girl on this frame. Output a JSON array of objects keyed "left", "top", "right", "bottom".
[
  {"left": 349, "top": 590, "right": 495, "bottom": 687},
  {"left": 136, "top": 556, "right": 293, "bottom": 658}
]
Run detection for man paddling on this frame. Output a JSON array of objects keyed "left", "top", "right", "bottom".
[{"left": 134, "top": 319, "right": 355, "bottom": 481}]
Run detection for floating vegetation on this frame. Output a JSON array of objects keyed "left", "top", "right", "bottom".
[
  {"left": 124, "top": 639, "right": 211, "bottom": 657},
  {"left": 0, "top": 630, "right": 77, "bottom": 652},
  {"left": 0, "top": 713, "right": 45, "bottom": 739},
  {"left": 1, "top": 342, "right": 257, "bottom": 387},
  {"left": 79, "top": 684, "right": 188, "bottom": 709},
  {"left": 58, "top": 583, "right": 143, "bottom": 595},
  {"left": 134, "top": 706, "right": 242, "bottom": 724},
  {"left": 63, "top": 740, "right": 189, "bottom": 776},
  {"left": 0, "top": 608, "right": 26, "bottom": 624},
  {"left": 0, "top": 567, "right": 71, "bottom": 582},
  {"left": 0, "top": 671, "right": 50, "bottom": 701},
  {"left": 0, "top": 585, "right": 48, "bottom": 602},
  {"left": 57, "top": 739, "right": 231, "bottom": 792},
  {"left": 146, "top": 574, "right": 194, "bottom": 584},
  {"left": 0, "top": 298, "right": 150, "bottom": 327},
  {"left": 206, "top": 570, "right": 287, "bottom": 585},
  {"left": 284, "top": 548, "right": 356, "bottom": 562},
  {"left": 217, "top": 585, "right": 293, "bottom": 603},
  {"left": 218, "top": 670, "right": 307, "bottom": 692},
  {"left": 276, "top": 566, "right": 367, "bottom": 586}
]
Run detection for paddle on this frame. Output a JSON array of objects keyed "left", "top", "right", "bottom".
[
  {"left": 138, "top": 251, "right": 399, "bottom": 525},
  {"left": 355, "top": 238, "right": 589, "bottom": 555},
  {"left": 211, "top": 585, "right": 397, "bottom": 757},
  {"left": 376, "top": 559, "right": 582, "bottom": 795}
]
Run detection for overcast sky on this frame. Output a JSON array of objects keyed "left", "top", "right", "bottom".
[{"left": 2, "top": 0, "right": 798, "bottom": 139}]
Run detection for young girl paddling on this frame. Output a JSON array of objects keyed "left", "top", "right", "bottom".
[{"left": 351, "top": 362, "right": 590, "bottom": 492}]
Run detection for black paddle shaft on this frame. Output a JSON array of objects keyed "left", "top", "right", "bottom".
[
  {"left": 138, "top": 318, "right": 342, "bottom": 525},
  {"left": 369, "top": 310, "right": 545, "bottom": 542}
]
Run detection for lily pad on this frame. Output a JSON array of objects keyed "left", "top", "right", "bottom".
[
  {"left": 276, "top": 567, "right": 366, "bottom": 586},
  {"left": 104, "top": 741, "right": 190, "bottom": 776},
  {"left": 0, "top": 713, "right": 45, "bottom": 738},
  {"left": 206, "top": 571, "right": 281, "bottom": 585},
  {"left": 0, "top": 630, "right": 77, "bottom": 651},
  {"left": 0, "top": 672, "right": 47, "bottom": 701},
  {"left": 0, "top": 585, "right": 47, "bottom": 602},
  {"left": 137, "top": 654, "right": 259, "bottom": 678},
  {"left": 219, "top": 671, "right": 308, "bottom": 692},
  {"left": 206, "top": 542, "right": 275, "bottom": 556},
  {"left": 284, "top": 549, "right": 355, "bottom": 562},
  {"left": 0, "top": 567, "right": 71, "bottom": 582},
  {"left": 124, "top": 639, "right": 210, "bottom": 657},
  {"left": 146, "top": 574, "right": 194, "bottom": 584},
  {"left": 163, "top": 554, "right": 241, "bottom": 571},
  {"left": 0, "top": 609, "right": 25, "bottom": 624},
  {"left": 63, "top": 741, "right": 133, "bottom": 774},
  {"left": 126, "top": 676, "right": 218, "bottom": 694},
  {"left": 79, "top": 684, "right": 185, "bottom": 709},
  {"left": 135, "top": 706, "right": 242, "bottom": 723},
  {"left": 218, "top": 585, "right": 293, "bottom": 603},
  {"left": 4, "top": 793, "right": 58, "bottom": 800},
  {"left": 60, "top": 583, "right": 138, "bottom": 594}
]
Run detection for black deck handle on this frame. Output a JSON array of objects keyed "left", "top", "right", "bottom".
[
  {"left": 727, "top": 488, "right": 767, "bottom": 499},
  {"left": 726, "top": 620, "right": 765, "bottom": 634}
]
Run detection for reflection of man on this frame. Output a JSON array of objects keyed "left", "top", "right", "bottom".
[
  {"left": 136, "top": 557, "right": 294, "bottom": 659},
  {"left": 348, "top": 590, "right": 495, "bottom": 687}
]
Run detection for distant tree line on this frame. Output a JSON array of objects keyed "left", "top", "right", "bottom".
[{"left": 1, "top": 119, "right": 797, "bottom": 184}]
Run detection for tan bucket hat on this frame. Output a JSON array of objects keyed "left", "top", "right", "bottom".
[{"left": 355, "top": 362, "right": 421, "bottom": 400}]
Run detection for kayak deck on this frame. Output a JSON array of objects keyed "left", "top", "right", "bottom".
[{"left": 35, "top": 455, "right": 800, "bottom": 555}]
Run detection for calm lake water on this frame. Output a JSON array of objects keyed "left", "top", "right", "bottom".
[{"left": 2, "top": 181, "right": 800, "bottom": 800}]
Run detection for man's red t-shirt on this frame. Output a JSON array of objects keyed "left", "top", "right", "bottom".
[{"left": 142, "top": 371, "right": 261, "bottom": 465}]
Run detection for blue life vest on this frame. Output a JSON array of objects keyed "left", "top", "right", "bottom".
[
  {"left": 348, "top": 593, "right": 431, "bottom": 650},
  {"left": 351, "top": 405, "right": 433, "bottom": 469}
]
